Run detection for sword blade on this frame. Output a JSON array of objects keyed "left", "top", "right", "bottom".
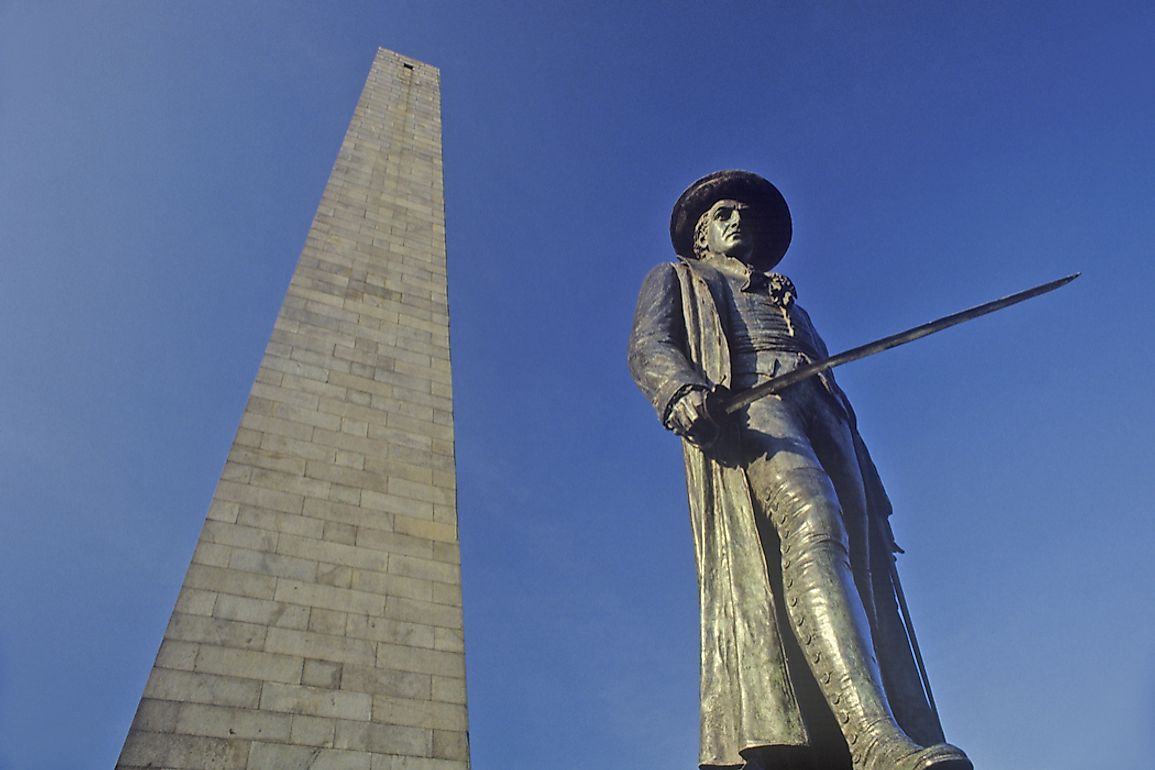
[{"left": 720, "top": 272, "right": 1080, "bottom": 416}]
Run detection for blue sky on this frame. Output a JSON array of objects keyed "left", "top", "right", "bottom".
[{"left": 2, "top": 2, "right": 1153, "bottom": 769}]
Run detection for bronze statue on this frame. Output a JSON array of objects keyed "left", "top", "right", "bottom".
[{"left": 628, "top": 170, "right": 972, "bottom": 770}]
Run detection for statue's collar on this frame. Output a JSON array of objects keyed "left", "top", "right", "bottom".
[
  {"left": 701, "top": 253, "right": 753, "bottom": 286},
  {"left": 692, "top": 255, "right": 797, "bottom": 304}
]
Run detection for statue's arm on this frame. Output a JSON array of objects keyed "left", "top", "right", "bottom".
[{"left": 628, "top": 263, "right": 711, "bottom": 426}]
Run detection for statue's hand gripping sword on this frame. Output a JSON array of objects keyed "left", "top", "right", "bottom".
[{"left": 708, "top": 272, "right": 1080, "bottom": 417}]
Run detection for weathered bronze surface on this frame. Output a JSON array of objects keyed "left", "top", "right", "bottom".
[
  {"left": 628, "top": 170, "right": 978, "bottom": 770},
  {"left": 718, "top": 271, "right": 1078, "bottom": 416}
]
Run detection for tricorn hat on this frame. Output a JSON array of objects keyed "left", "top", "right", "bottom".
[{"left": 669, "top": 170, "right": 792, "bottom": 268}]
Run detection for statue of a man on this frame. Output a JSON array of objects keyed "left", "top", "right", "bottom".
[{"left": 628, "top": 170, "right": 971, "bottom": 770}]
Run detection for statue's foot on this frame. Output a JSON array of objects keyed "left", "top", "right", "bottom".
[
  {"left": 904, "top": 743, "right": 971, "bottom": 770},
  {"left": 855, "top": 739, "right": 971, "bottom": 770}
]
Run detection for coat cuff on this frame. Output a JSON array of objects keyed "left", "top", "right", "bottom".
[{"left": 661, "top": 382, "right": 710, "bottom": 430}]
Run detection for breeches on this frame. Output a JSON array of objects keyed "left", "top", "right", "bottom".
[{"left": 738, "top": 377, "right": 872, "bottom": 601}]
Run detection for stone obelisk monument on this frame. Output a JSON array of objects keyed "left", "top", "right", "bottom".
[{"left": 118, "top": 49, "right": 469, "bottom": 770}]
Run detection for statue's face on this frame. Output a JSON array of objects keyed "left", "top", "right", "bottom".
[{"left": 704, "top": 199, "right": 757, "bottom": 262}]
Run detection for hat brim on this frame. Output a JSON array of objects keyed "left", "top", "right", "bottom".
[{"left": 670, "top": 170, "right": 792, "bottom": 268}]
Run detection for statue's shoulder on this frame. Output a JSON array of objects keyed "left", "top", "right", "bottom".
[
  {"left": 674, "top": 256, "right": 727, "bottom": 283},
  {"left": 642, "top": 257, "right": 706, "bottom": 288},
  {"left": 639, "top": 260, "right": 680, "bottom": 289},
  {"left": 637, "top": 259, "right": 726, "bottom": 309},
  {"left": 647, "top": 259, "right": 681, "bottom": 274}
]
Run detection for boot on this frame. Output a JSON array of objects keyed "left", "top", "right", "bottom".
[
  {"left": 768, "top": 468, "right": 971, "bottom": 770},
  {"left": 853, "top": 726, "right": 971, "bottom": 770}
]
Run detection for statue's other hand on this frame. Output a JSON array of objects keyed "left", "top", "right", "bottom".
[{"left": 669, "top": 389, "right": 719, "bottom": 446}]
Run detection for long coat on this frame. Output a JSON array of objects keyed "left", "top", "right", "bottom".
[{"left": 628, "top": 258, "right": 944, "bottom": 769}]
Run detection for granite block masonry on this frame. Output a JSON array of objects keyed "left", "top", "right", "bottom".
[{"left": 118, "top": 49, "right": 469, "bottom": 770}]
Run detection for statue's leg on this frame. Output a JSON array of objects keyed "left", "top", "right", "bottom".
[{"left": 743, "top": 390, "right": 970, "bottom": 770}]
